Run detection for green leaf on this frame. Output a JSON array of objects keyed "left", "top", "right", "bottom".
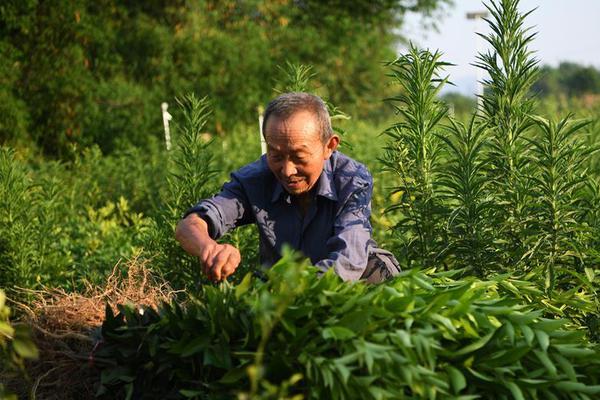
[
  {"left": 322, "top": 326, "right": 356, "bottom": 341},
  {"left": 178, "top": 336, "right": 210, "bottom": 357},
  {"left": 534, "top": 350, "right": 557, "bottom": 376},
  {"left": 584, "top": 267, "right": 595, "bottom": 282},
  {"left": 12, "top": 338, "right": 39, "bottom": 359},
  {"left": 450, "top": 331, "right": 495, "bottom": 357},
  {"left": 553, "top": 344, "right": 596, "bottom": 358},
  {"left": 506, "top": 381, "right": 525, "bottom": 400},
  {"left": 554, "top": 382, "right": 600, "bottom": 394},
  {"left": 535, "top": 330, "right": 550, "bottom": 352},
  {"left": 218, "top": 367, "right": 247, "bottom": 384},
  {"left": 235, "top": 273, "right": 253, "bottom": 299},
  {"left": 521, "top": 324, "right": 534, "bottom": 345},
  {"left": 180, "top": 389, "right": 203, "bottom": 398},
  {"left": 447, "top": 366, "right": 466, "bottom": 394},
  {"left": 0, "top": 321, "right": 14, "bottom": 338},
  {"left": 553, "top": 353, "right": 577, "bottom": 381}
]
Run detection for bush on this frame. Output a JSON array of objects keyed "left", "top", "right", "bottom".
[{"left": 96, "top": 251, "right": 600, "bottom": 399}]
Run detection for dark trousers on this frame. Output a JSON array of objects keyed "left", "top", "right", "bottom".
[{"left": 360, "top": 248, "right": 401, "bottom": 284}]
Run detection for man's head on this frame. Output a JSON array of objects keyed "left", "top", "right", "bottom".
[{"left": 263, "top": 92, "right": 339, "bottom": 197}]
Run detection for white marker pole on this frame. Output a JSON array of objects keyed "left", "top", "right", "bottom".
[
  {"left": 161, "top": 102, "right": 172, "bottom": 151},
  {"left": 258, "top": 106, "right": 266, "bottom": 155}
]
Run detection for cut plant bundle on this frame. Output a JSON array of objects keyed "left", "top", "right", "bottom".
[{"left": 96, "top": 250, "right": 600, "bottom": 399}]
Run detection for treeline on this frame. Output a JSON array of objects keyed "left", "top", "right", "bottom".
[
  {"left": 0, "top": 0, "right": 448, "bottom": 158},
  {"left": 533, "top": 62, "right": 600, "bottom": 98}
]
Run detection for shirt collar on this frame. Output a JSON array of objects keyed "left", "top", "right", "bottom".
[{"left": 270, "top": 156, "right": 338, "bottom": 203}]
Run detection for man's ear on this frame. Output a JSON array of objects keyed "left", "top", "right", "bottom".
[{"left": 324, "top": 134, "right": 340, "bottom": 158}]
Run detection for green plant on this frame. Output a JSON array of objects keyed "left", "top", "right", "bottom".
[
  {"left": 381, "top": 44, "right": 450, "bottom": 268},
  {"left": 143, "top": 93, "right": 219, "bottom": 288},
  {"left": 0, "top": 289, "right": 38, "bottom": 399},
  {"left": 475, "top": 0, "right": 540, "bottom": 268},
  {"left": 0, "top": 146, "right": 152, "bottom": 291},
  {"left": 96, "top": 250, "right": 600, "bottom": 399},
  {"left": 525, "top": 116, "right": 595, "bottom": 293},
  {"left": 437, "top": 116, "right": 499, "bottom": 275}
]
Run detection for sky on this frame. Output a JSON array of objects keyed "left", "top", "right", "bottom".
[{"left": 401, "top": 0, "right": 600, "bottom": 96}]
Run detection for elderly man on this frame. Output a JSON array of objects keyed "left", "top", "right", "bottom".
[{"left": 175, "top": 92, "right": 399, "bottom": 283}]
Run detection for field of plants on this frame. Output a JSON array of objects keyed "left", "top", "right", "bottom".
[{"left": 2, "top": 0, "right": 600, "bottom": 399}]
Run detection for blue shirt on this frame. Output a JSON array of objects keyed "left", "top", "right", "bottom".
[{"left": 185, "top": 151, "right": 377, "bottom": 281}]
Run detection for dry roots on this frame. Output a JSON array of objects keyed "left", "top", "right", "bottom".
[{"left": 5, "top": 254, "right": 176, "bottom": 400}]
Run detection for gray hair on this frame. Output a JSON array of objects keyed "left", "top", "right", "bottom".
[{"left": 262, "top": 92, "right": 333, "bottom": 143}]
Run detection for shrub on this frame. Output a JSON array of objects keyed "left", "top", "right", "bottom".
[{"left": 96, "top": 250, "right": 600, "bottom": 399}]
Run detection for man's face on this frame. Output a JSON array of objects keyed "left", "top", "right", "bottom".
[{"left": 265, "top": 110, "right": 339, "bottom": 197}]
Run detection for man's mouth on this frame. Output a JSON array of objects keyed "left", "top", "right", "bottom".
[{"left": 286, "top": 179, "right": 303, "bottom": 188}]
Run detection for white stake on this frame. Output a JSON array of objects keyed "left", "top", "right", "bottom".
[
  {"left": 161, "top": 102, "right": 172, "bottom": 150},
  {"left": 258, "top": 106, "right": 266, "bottom": 155}
]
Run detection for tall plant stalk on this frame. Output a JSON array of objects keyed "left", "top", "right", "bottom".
[
  {"left": 382, "top": 44, "right": 450, "bottom": 268},
  {"left": 438, "top": 117, "right": 498, "bottom": 276},
  {"left": 526, "top": 115, "right": 594, "bottom": 294},
  {"left": 474, "top": 0, "right": 539, "bottom": 268},
  {"left": 146, "top": 93, "right": 218, "bottom": 286}
]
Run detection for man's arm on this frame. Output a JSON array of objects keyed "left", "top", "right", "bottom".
[{"left": 175, "top": 213, "right": 241, "bottom": 282}]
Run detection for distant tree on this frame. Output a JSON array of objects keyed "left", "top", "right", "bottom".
[
  {"left": 532, "top": 62, "right": 600, "bottom": 98},
  {"left": 441, "top": 92, "right": 476, "bottom": 118},
  {"left": 0, "top": 0, "right": 451, "bottom": 157}
]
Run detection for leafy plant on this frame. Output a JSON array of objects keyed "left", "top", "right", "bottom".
[
  {"left": 96, "top": 250, "right": 600, "bottom": 399},
  {"left": 437, "top": 116, "right": 499, "bottom": 275},
  {"left": 0, "top": 289, "right": 38, "bottom": 399},
  {"left": 474, "top": 0, "right": 540, "bottom": 268},
  {"left": 0, "top": 146, "right": 152, "bottom": 291},
  {"left": 525, "top": 116, "right": 595, "bottom": 293},
  {"left": 143, "top": 93, "right": 219, "bottom": 288},
  {"left": 381, "top": 44, "right": 450, "bottom": 268}
]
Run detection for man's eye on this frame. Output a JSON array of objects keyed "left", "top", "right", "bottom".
[
  {"left": 293, "top": 155, "right": 308, "bottom": 163},
  {"left": 269, "top": 153, "right": 282, "bottom": 161}
]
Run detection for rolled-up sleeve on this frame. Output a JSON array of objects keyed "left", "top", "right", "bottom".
[
  {"left": 315, "top": 180, "right": 374, "bottom": 282},
  {"left": 183, "top": 174, "right": 255, "bottom": 240}
]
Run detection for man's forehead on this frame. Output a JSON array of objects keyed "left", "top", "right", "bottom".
[{"left": 267, "top": 139, "right": 313, "bottom": 152}]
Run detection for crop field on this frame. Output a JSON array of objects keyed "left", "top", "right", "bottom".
[{"left": 1, "top": 0, "right": 600, "bottom": 399}]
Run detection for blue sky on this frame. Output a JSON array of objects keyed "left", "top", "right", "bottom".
[{"left": 401, "top": 0, "right": 600, "bottom": 96}]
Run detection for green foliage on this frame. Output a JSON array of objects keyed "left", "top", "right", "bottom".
[
  {"left": 381, "top": 44, "right": 450, "bottom": 268},
  {"left": 437, "top": 117, "right": 499, "bottom": 274},
  {"left": 533, "top": 62, "right": 600, "bottom": 98},
  {"left": 381, "top": 0, "right": 600, "bottom": 337},
  {"left": 0, "top": 146, "right": 153, "bottom": 290},
  {"left": 143, "top": 94, "right": 219, "bottom": 287},
  {"left": 0, "top": 290, "right": 38, "bottom": 399},
  {"left": 96, "top": 251, "right": 600, "bottom": 399},
  {"left": 0, "top": 0, "right": 450, "bottom": 157},
  {"left": 475, "top": 0, "right": 540, "bottom": 267},
  {"left": 525, "top": 116, "right": 596, "bottom": 293}
]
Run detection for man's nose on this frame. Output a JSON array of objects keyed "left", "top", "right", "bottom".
[{"left": 281, "top": 161, "right": 297, "bottom": 177}]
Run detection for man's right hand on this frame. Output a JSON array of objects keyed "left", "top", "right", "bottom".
[
  {"left": 175, "top": 214, "right": 242, "bottom": 282},
  {"left": 199, "top": 242, "right": 241, "bottom": 282}
]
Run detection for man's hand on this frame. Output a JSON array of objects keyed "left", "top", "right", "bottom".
[
  {"left": 199, "top": 242, "right": 241, "bottom": 282},
  {"left": 175, "top": 214, "right": 242, "bottom": 282}
]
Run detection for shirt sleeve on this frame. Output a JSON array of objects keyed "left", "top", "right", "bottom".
[
  {"left": 183, "top": 173, "right": 255, "bottom": 240},
  {"left": 315, "top": 178, "right": 374, "bottom": 282}
]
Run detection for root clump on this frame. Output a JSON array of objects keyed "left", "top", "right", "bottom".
[{"left": 5, "top": 255, "right": 175, "bottom": 400}]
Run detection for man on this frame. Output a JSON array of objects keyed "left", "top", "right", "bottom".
[{"left": 175, "top": 92, "right": 399, "bottom": 283}]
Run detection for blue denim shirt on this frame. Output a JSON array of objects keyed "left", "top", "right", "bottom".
[{"left": 184, "top": 151, "right": 377, "bottom": 281}]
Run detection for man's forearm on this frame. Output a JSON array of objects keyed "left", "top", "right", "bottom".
[{"left": 175, "top": 214, "right": 215, "bottom": 258}]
